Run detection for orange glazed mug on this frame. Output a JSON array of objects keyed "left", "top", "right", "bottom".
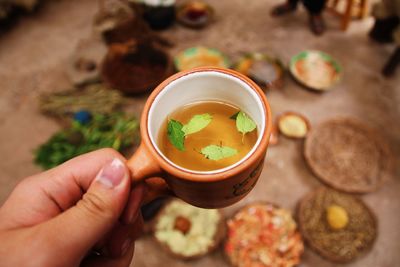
[{"left": 127, "top": 67, "right": 272, "bottom": 208}]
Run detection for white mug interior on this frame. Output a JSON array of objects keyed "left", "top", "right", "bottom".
[{"left": 148, "top": 70, "right": 266, "bottom": 174}]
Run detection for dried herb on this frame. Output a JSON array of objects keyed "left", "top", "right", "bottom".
[
  {"left": 39, "top": 83, "right": 125, "bottom": 116},
  {"left": 34, "top": 113, "right": 139, "bottom": 169},
  {"left": 200, "top": 144, "right": 237, "bottom": 161}
]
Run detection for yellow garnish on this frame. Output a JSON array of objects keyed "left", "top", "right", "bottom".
[{"left": 326, "top": 205, "right": 349, "bottom": 230}]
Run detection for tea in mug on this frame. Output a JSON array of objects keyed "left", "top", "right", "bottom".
[{"left": 158, "top": 101, "right": 258, "bottom": 171}]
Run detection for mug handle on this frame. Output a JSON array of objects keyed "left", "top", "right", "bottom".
[{"left": 126, "top": 142, "right": 173, "bottom": 204}]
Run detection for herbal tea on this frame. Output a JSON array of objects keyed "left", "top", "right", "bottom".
[{"left": 158, "top": 101, "right": 258, "bottom": 171}]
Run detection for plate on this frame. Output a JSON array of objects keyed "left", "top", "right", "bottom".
[
  {"left": 289, "top": 50, "right": 341, "bottom": 91},
  {"left": 174, "top": 46, "right": 230, "bottom": 71},
  {"left": 235, "top": 53, "right": 284, "bottom": 90},
  {"left": 304, "top": 118, "right": 392, "bottom": 193},
  {"left": 225, "top": 202, "right": 303, "bottom": 267}
]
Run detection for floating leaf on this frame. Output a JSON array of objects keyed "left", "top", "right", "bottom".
[
  {"left": 167, "top": 120, "right": 185, "bottom": 151},
  {"left": 236, "top": 111, "right": 256, "bottom": 135},
  {"left": 182, "top": 113, "right": 212, "bottom": 136},
  {"left": 200, "top": 145, "right": 237, "bottom": 161}
]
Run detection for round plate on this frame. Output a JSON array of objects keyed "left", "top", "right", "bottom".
[
  {"left": 225, "top": 202, "right": 303, "bottom": 267},
  {"left": 298, "top": 187, "right": 377, "bottom": 263},
  {"left": 304, "top": 118, "right": 392, "bottom": 193},
  {"left": 174, "top": 46, "right": 230, "bottom": 71},
  {"left": 235, "top": 53, "right": 284, "bottom": 90},
  {"left": 153, "top": 198, "right": 225, "bottom": 260},
  {"left": 289, "top": 50, "right": 341, "bottom": 91}
]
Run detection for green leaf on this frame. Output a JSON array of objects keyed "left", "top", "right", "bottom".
[
  {"left": 200, "top": 145, "right": 237, "bottom": 161},
  {"left": 236, "top": 111, "right": 256, "bottom": 135},
  {"left": 167, "top": 120, "right": 185, "bottom": 151},
  {"left": 230, "top": 112, "right": 239, "bottom": 120},
  {"left": 182, "top": 113, "right": 212, "bottom": 136}
]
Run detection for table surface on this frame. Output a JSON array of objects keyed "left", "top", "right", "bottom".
[{"left": 0, "top": 1, "right": 399, "bottom": 266}]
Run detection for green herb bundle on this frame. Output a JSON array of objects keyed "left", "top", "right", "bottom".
[{"left": 34, "top": 113, "right": 139, "bottom": 169}]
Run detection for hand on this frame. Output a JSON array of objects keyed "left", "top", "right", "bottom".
[{"left": 0, "top": 148, "right": 146, "bottom": 267}]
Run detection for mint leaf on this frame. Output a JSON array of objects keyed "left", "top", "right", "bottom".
[
  {"left": 201, "top": 145, "right": 237, "bottom": 160},
  {"left": 230, "top": 112, "right": 239, "bottom": 120},
  {"left": 236, "top": 111, "right": 256, "bottom": 135},
  {"left": 182, "top": 113, "right": 212, "bottom": 136},
  {"left": 167, "top": 120, "right": 185, "bottom": 151}
]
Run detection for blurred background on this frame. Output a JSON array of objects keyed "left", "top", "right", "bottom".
[{"left": 0, "top": 0, "right": 399, "bottom": 266}]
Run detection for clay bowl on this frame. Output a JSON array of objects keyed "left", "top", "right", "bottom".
[{"left": 101, "top": 41, "right": 173, "bottom": 95}]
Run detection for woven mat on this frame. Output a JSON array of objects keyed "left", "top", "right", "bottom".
[
  {"left": 298, "top": 187, "right": 377, "bottom": 263},
  {"left": 304, "top": 118, "right": 392, "bottom": 193}
]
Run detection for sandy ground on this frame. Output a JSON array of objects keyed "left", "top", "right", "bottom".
[{"left": 0, "top": 0, "right": 399, "bottom": 266}]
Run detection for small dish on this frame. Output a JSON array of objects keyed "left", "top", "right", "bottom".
[
  {"left": 176, "top": 0, "right": 214, "bottom": 29},
  {"left": 174, "top": 46, "right": 230, "bottom": 71},
  {"left": 277, "top": 112, "right": 311, "bottom": 139},
  {"left": 235, "top": 53, "right": 284, "bottom": 90},
  {"left": 289, "top": 50, "right": 341, "bottom": 91}
]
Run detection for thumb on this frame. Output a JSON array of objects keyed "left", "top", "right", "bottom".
[{"left": 40, "top": 158, "right": 131, "bottom": 263}]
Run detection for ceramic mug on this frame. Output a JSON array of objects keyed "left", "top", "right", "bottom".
[{"left": 127, "top": 67, "right": 272, "bottom": 208}]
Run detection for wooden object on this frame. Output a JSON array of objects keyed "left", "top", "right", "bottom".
[{"left": 327, "top": 0, "right": 369, "bottom": 30}]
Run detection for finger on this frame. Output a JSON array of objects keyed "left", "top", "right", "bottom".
[
  {"left": 37, "top": 157, "right": 131, "bottom": 263},
  {"left": 39, "top": 148, "right": 128, "bottom": 211},
  {"left": 0, "top": 148, "right": 127, "bottom": 228},
  {"left": 93, "top": 184, "right": 145, "bottom": 255},
  {"left": 121, "top": 183, "right": 146, "bottom": 225},
  {"left": 82, "top": 242, "right": 135, "bottom": 267},
  {"left": 105, "top": 212, "right": 144, "bottom": 258}
]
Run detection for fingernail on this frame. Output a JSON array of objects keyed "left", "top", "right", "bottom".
[
  {"left": 121, "top": 238, "right": 132, "bottom": 255},
  {"left": 96, "top": 158, "right": 126, "bottom": 188}
]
